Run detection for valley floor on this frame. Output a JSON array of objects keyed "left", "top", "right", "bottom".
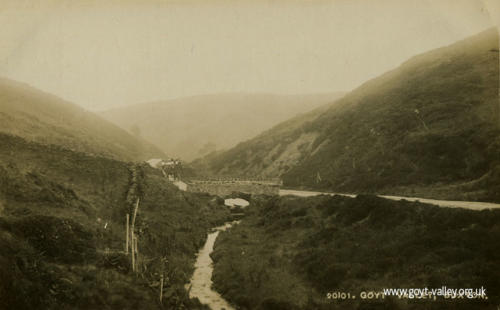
[{"left": 212, "top": 194, "right": 500, "bottom": 310}]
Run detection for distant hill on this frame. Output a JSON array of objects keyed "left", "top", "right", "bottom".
[
  {"left": 0, "top": 78, "right": 165, "bottom": 162},
  {"left": 99, "top": 92, "right": 345, "bottom": 161},
  {"left": 202, "top": 28, "right": 500, "bottom": 202}
]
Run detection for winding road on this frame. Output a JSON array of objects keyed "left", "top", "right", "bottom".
[{"left": 279, "top": 189, "right": 500, "bottom": 211}]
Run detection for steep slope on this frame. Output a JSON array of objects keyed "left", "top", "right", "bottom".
[
  {"left": 193, "top": 102, "right": 336, "bottom": 177},
  {"left": 0, "top": 133, "right": 230, "bottom": 309},
  {"left": 99, "top": 92, "right": 345, "bottom": 161},
  {"left": 205, "top": 28, "right": 500, "bottom": 202},
  {"left": 0, "top": 78, "right": 165, "bottom": 162}
]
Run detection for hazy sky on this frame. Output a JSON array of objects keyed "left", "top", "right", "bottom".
[{"left": 0, "top": 0, "right": 498, "bottom": 111}]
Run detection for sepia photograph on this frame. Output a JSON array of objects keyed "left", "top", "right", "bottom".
[{"left": 0, "top": 0, "right": 499, "bottom": 309}]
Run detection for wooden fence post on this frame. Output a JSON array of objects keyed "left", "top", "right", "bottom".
[
  {"left": 131, "top": 230, "right": 135, "bottom": 272},
  {"left": 125, "top": 213, "right": 130, "bottom": 254},
  {"left": 130, "top": 198, "right": 140, "bottom": 272},
  {"left": 159, "top": 274, "right": 164, "bottom": 303},
  {"left": 134, "top": 236, "right": 139, "bottom": 272}
]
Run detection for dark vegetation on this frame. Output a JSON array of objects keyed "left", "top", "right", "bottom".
[
  {"left": 0, "top": 133, "right": 231, "bottom": 309},
  {"left": 203, "top": 28, "right": 500, "bottom": 203},
  {"left": 0, "top": 77, "right": 165, "bottom": 162},
  {"left": 212, "top": 194, "right": 500, "bottom": 310}
]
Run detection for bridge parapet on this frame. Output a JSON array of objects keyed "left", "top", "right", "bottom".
[
  {"left": 187, "top": 179, "right": 282, "bottom": 186},
  {"left": 185, "top": 177, "right": 281, "bottom": 196},
  {"left": 186, "top": 176, "right": 281, "bottom": 184}
]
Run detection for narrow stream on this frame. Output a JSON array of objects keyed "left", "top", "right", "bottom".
[{"left": 187, "top": 221, "right": 239, "bottom": 310}]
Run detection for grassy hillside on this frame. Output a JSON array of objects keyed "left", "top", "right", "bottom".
[
  {"left": 204, "top": 28, "right": 500, "bottom": 202},
  {"left": 99, "top": 92, "right": 345, "bottom": 161},
  {"left": 212, "top": 194, "right": 500, "bottom": 310},
  {"left": 0, "top": 78, "right": 165, "bottom": 162},
  {"left": 0, "top": 133, "right": 231, "bottom": 309},
  {"left": 193, "top": 101, "right": 337, "bottom": 177}
]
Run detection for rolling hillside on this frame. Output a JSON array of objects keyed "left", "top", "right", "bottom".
[
  {"left": 0, "top": 78, "right": 165, "bottom": 162},
  {"left": 0, "top": 132, "right": 230, "bottom": 309},
  {"left": 99, "top": 93, "right": 345, "bottom": 161},
  {"left": 213, "top": 194, "right": 500, "bottom": 309},
  {"left": 203, "top": 28, "right": 500, "bottom": 202}
]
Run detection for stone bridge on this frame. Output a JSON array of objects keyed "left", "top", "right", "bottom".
[{"left": 185, "top": 177, "right": 282, "bottom": 197}]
